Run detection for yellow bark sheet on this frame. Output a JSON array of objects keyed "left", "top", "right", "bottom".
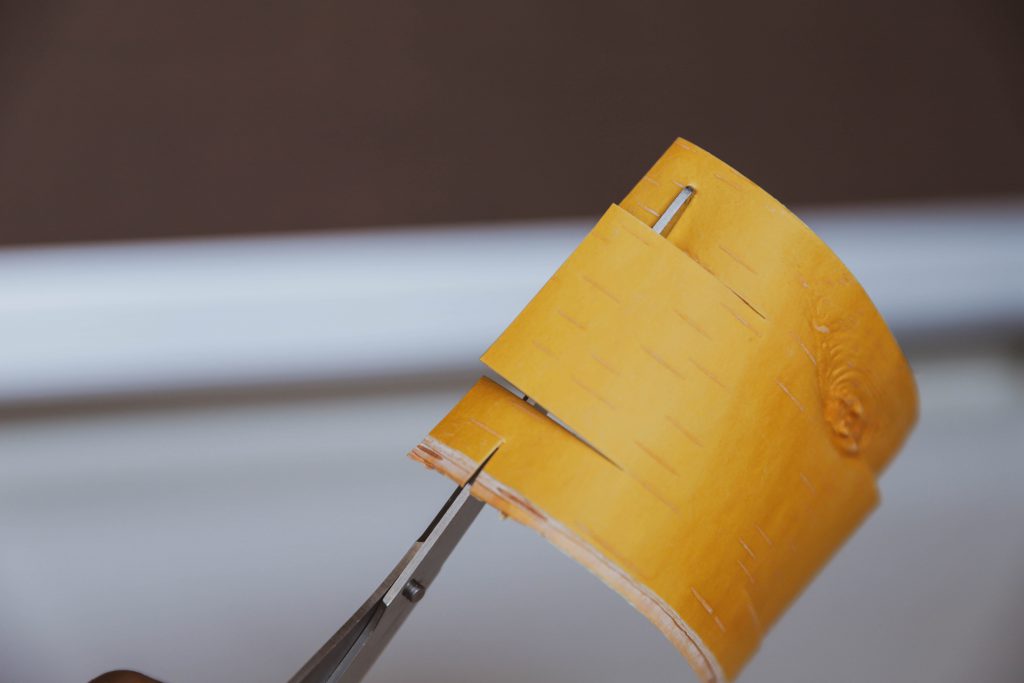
[{"left": 409, "top": 139, "right": 917, "bottom": 681}]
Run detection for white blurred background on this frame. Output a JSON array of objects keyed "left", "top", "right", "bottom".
[{"left": 1, "top": 199, "right": 1022, "bottom": 682}]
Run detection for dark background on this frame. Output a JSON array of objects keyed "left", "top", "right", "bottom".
[{"left": 1, "top": 0, "right": 1021, "bottom": 246}]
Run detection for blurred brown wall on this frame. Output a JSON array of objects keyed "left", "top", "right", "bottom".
[{"left": 0, "top": 1, "right": 1021, "bottom": 245}]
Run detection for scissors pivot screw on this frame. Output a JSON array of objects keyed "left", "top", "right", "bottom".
[{"left": 401, "top": 579, "right": 426, "bottom": 603}]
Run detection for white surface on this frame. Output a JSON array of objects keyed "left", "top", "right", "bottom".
[
  {"left": 0, "top": 351, "right": 1022, "bottom": 682},
  {"left": 1, "top": 200, "right": 1022, "bottom": 404}
]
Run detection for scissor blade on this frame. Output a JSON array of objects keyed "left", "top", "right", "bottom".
[{"left": 287, "top": 448, "right": 495, "bottom": 683}]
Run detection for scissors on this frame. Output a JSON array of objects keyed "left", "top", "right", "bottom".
[{"left": 286, "top": 453, "right": 494, "bottom": 683}]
